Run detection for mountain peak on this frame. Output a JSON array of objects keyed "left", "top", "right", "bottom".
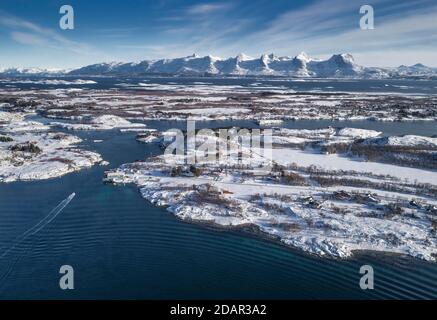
[
  {"left": 236, "top": 53, "right": 253, "bottom": 62},
  {"left": 340, "top": 53, "right": 355, "bottom": 63},
  {"left": 329, "top": 53, "right": 354, "bottom": 61},
  {"left": 260, "top": 53, "right": 277, "bottom": 64},
  {"left": 185, "top": 53, "right": 199, "bottom": 59},
  {"left": 413, "top": 63, "right": 427, "bottom": 68},
  {"left": 206, "top": 54, "right": 221, "bottom": 61},
  {"left": 296, "top": 51, "right": 310, "bottom": 62}
]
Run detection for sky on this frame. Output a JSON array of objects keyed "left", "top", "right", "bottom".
[{"left": 0, "top": 0, "right": 436, "bottom": 69}]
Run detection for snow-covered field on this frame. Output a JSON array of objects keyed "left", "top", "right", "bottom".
[
  {"left": 272, "top": 148, "right": 436, "bottom": 184},
  {"left": 51, "top": 115, "right": 146, "bottom": 131}
]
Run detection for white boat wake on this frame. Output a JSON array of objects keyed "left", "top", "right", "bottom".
[{"left": 0, "top": 192, "right": 76, "bottom": 259}]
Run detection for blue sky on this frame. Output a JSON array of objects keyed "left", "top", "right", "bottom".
[{"left": 0, "top": 0, "right": 436, "bottom": 68}]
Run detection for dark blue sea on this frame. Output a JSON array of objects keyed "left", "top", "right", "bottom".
[{"left": 1, "top": 75, "right": 437, "bottom": 95}]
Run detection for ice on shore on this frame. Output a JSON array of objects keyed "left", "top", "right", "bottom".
[
  {"left": 1, "top": 120, "right": 50, "bottom": 133},
  {"left": 51, "top": 115, "right": 146, "bottom": 131},
  {"left": 258, "top": 119, "right": 284, "bottom": 127},
  {"left": 337, "top": 127, "right": 382, "bottom": 139}
]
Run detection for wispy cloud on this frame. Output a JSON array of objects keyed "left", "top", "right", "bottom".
[
  {"left": 0, "top": 10, "right": 105, "bottom": 57},
  {"left": 228, "top": 0, "right": 437, "bottom": 66},
  {"left": 10, "top": 31, "right": 46, "bottom": 45},
  {"left": 148, "top": 1, "right": 252, "bottom": 57},
  {"left": 186, "top": 2, "right": 233, "bottom": 15}
]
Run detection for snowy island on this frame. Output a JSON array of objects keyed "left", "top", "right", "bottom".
[
  {"left": 0, "top": 110, "right": 104, "bottom": 182},
  {"left": 104, "top": 126, "right": 437, "bottom": 261}
]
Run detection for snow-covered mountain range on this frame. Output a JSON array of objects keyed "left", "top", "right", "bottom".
[
  {"left": 2, "top": 53, "right": 437, "bottom": 78},
  {"left": 0, "top": 67, "right": 66, "bottom": 76}
]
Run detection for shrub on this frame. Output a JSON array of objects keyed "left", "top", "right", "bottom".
[
  {"left": 383, "top": 233, "right": 402, "bottom": 246},
  {"left": 281, "top": 172, "right": 307, "bottom": 185},
  {"left": 385, "top": 202, "right": 404, "bottom": 216},
  {"left": 0, "top": 136, "right": 13, "bottom": 142},
  {"left": 51, "top": 133, "right": 66, "bottom": 140},
  {"left": 320, "top": 143, "right": 350, "bottom": 154},
  {"left": 10, "top": 142, "right": 41, "bottom": 153},
  {"left": 273, "top": 222, "right": 301, "bottom": 231},
  {"left": 431, "top": 220, "right": 437, "bottom": 234},
  {"left": 189, "top": 165, "right": 202, "bottom": 177},
  {"left": 47, "top": 157, "right": 74, "bottom": 164},
  {"left": 170, "top": 166, "right": 182, "bottom": 177}
]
